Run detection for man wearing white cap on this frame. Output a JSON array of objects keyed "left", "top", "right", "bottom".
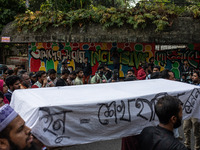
[{"left": 0, "top": 104, "right": 37, "bottom": 150}]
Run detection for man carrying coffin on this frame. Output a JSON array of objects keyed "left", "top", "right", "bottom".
[
  {"left": 139, "top": 96, "right": 187, "bottom": 150},
  {"left": 0, "top": 104, "right": 39, "bottom": 150}
]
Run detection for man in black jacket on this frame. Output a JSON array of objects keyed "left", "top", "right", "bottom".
[
  {"left": 56, "top": 69, "right": 70, "bottom": 87},
  {"left": 139, "top": 95, "right": 187, "bottom": 150}
]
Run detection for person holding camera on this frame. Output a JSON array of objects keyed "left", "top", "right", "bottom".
[{"left": 90, "top": 65, "right": 107, "bottom": 84}]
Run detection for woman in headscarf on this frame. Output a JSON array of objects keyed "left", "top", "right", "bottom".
[{"left": 0, "top": 79, "right": 9, "bottom": 104}]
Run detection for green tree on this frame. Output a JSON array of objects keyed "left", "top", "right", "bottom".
[
  {"left": 92, "top": 0, "right": 134, "bottom": 8},
  {"left": 0, "top": 0, "right": 26, "bottom": 32},
  {"left": 29, "top": 0, "right": 92, "bottom": 12}
]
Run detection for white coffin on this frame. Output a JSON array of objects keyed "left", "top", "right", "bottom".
[{"left": 11, "top": 79, "right": 200, "bottom": 147}]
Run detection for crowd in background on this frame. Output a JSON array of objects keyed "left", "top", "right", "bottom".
[
  {"left": 0, "top": 59, "right": 200, "bottom": 103},
  {"left": 0, "top": 58, "right": 200, "bottom": 150}
]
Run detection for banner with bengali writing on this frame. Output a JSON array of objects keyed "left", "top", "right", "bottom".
[{"left": 11, "top": 79, "right": 200, "bottom": 147}]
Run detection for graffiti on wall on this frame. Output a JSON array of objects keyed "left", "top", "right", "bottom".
[
  {"left": 155, "top": 44, "right": 200, "bottom": 79},
  {"left": 29, "top": 43, "right": 155, "bottom": 77}
]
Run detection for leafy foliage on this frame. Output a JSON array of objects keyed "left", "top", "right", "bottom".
[
  {"left": 0, "top": 0, "right": 26, "bottom": 32},
  {"left": 13, "top": 0, "right": 200, "bottom": 33}
]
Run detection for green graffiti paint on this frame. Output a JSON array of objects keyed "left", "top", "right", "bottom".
[
  {"left": 171, "top": 61, "right": 180, "bottom": 79},
  {"left": 118, "top": 48, "right": 123, "bottom": 53},
  {"left": 121, "top": 51, "right": 129, "bottom": 65},
  {"left": 96, "top": 45, "right": 101, "bottom": 51},
  {"left": 188, "top": 44, "right": 194, "bottom": 50},
  {"left": 129, "top": 52, "right": 134, "bottom": 66},
  {"left": 91, "top": 51, "right": 100, "bottom": 66},
  {"left": 135, "top": 44, "right": 143, "bottom": 52},
  {"left": 32, "top": 46, "right": 36, "bottom": 52},
  {"left": 64, "top": 42, "right": 72, "bottom": 52},
  {"left": 133, "top": 51, "right": 149, "bottom": 69},
  {"left": 46, "top": 60, "right": 55, "bottom": 71}
]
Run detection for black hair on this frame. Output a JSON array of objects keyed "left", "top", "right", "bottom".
[
  {"left": 127, "top": 69, "right": 134, "bottom": 74},
  {"left": 75, "top": 68, "right": 83, "bottom": 74},
  {"left": 0, "top": 91, "right": 4, "bottom": 99},
  {"left": 5, "top": 75, "right": 20, "bottom": 88},
  {"left": 150, "top": 72, "right": 160, "bottom": 79},
  {"left": 7, "top": 69, "right": 14, "bottom": 76},
  {"left": 155, "top": 95, "right": 182, "bottom": 125},
  {"left": 153, "top": 65, "right": 161, "bottom": 71},
  {"left": 193, "top": 70, "right": 200, "bottom": 78},
  {"left": 124, "top": 76, "right": 137, "bottom": 81},
  {"left": 142, "top": 63, "right": 151, "bottom": 70},
  {"left": 70, "top": 71, "right": 76, "bottom": 76},
  {"left": 160, "top": 69, "right": 171, "bottom": 79},
  {"left": 36, "top": 71, "right": 46, "bottom": 80},
  {"left": 29, "top": 72, "right": 36, "bottom": 78},
  {"left": 62, "top": 69, "right": 70, "bottom": 75},
  {"left": 97, "top": 65, "right": 104, "bottom": 71},
  {"left": 18, "top": 70, "right": 27, "bottom": 76},
  {"left": 183, "top": 59, "right": 188, "bottom": 62},
  {"left": 48, "top": 69, "right": 56, "bottom": 75}
]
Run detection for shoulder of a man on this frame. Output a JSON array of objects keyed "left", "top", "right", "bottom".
[
  {"left": 74, "top": 77, "right": 82, "bottom": 85},
  {"left": 140, "top": 126, "right": 187, "bottom": 150},
  {"left": 56, "top": 78, "right": 66, "bottom": 86},
  {"left": 141, "top": 126, "right": 156, "bottom": 134},
  {"left": 90, "top": 75, "right": 96, "bottom": 84}
]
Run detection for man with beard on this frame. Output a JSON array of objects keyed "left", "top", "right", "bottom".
[
  {"left": 74, "top": 68, "right": 84, "bottom": 85},
  {"left": 19, "top": 72, "right": 31, "bottom": 89},
  {"left": 46, "top": 69, "right": 57, "bottom": 87},
  {"left": 0, "top": 104, "right": 40, "bottom": 150},
  {"left": 139, "top": 95, "right": 187, "bottom": 150},
  {"left": 31, "top": 71, "right": 47, "bottom": 88},
  {"left": 56, "top": 69, "right": 70, "bottom": 87}
]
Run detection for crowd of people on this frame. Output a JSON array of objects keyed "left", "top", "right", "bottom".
[{"left": 0, "top": 58, "right": 199, "bottom": 150}]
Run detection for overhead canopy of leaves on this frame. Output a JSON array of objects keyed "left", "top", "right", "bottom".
[
  {"left": 29, "top": 0, "right": 92, "bottom": 12},
  {"left": 14, "top": 0, "right": 200, "bottom": 33},
  {"left": 0, "top": 0, "right": 26, "bottom": 32}
]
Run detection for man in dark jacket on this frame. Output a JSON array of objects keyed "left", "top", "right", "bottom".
[
  {"left": 82, "top": 57, "right": 92, "bottom": 84},
  {"left": 56, "top": 69, "right": 70, "bottom": 87},
  {"left": 139, "top": 95, "right": 187, "bottom": 150}
]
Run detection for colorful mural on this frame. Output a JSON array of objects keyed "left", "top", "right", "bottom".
[
  {"left": 155, "top": 44, "right": 200, "bottom": 79},
  {"left": 28, "top": 43, "right": 155, "bottom": 77}
]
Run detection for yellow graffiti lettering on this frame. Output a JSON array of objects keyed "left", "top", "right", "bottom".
[
  {"left": 107, "top": 52, "right": 113, "bottom": 65},
  {"left": 121, "top": 51, "right": 129, "bottom": 65},
  {"left": 129, "top": 52, "right": 134, "bottom": 66}
]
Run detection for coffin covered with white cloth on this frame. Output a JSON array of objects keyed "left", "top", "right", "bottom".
[{"left": 10, "top": 79, "right": 200, "bottom": 147}]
